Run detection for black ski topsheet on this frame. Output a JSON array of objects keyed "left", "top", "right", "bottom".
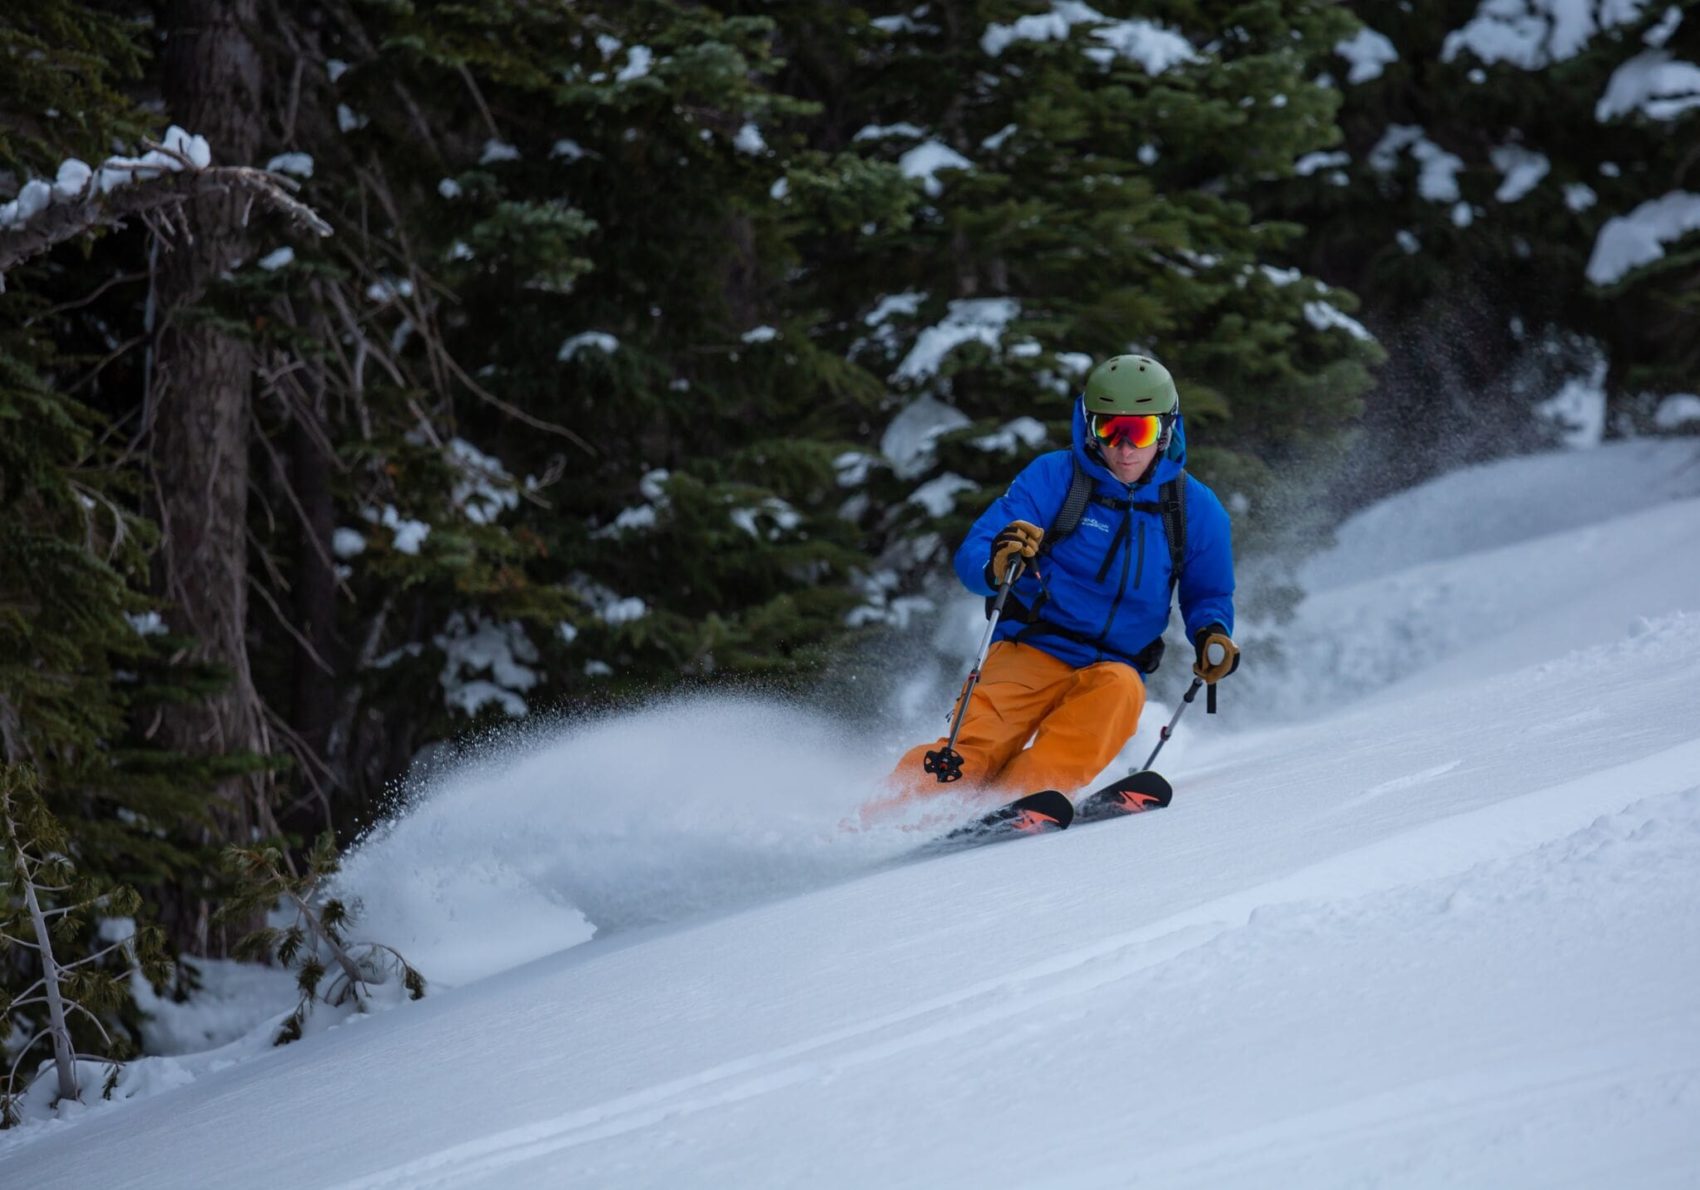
[
  {"left": 913, "top": 789, "right": 1074, "bottom": 858},
  {"left": 909, "top": 772, "right": 1171, "bottom": 860},
  {"left": 1072, "top": 769, "right": 1174, "bottom": 824}
]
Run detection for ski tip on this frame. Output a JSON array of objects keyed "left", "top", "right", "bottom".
[
  {"left": 1113, "top": 769, "right": 1173, "bottom": 806},
  {"left": 1014, "top": 789, "right": 1076, "bottom": 828},
  {"left": 1073, "top": 770, "right": 1174, "bottom": 823}
]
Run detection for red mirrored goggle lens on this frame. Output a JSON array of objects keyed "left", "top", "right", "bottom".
[{"left": 1091, "top": 413, "right": 1166, "bottom": 449}]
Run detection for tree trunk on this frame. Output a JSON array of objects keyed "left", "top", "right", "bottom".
[
  {"left": 17, "top": 862, "right": 80, "bottom": 1106},
  {"left": 151, "top": 0, "right": 270, "bottom": 951}
]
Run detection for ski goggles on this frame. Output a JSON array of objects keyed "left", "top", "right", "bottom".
[{"left": 1089, "top": 412, "right": 1173, "bottom": 449}]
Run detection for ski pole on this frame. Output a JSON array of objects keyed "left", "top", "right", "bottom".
[
  {"left": 924, "top": 557, "right": 1027, "bottom": 782},
  {"left": 1137, "top": 676, "right": 1203, "bottom": 773}
]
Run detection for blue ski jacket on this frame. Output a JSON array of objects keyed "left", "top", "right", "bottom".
[{"left": 952, "top": 398, "right": 1236, "bottom": 672}]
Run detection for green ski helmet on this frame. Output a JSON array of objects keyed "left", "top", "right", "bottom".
[{"left": 1083, "top": 354, "right": 1179, "bottom": 417}]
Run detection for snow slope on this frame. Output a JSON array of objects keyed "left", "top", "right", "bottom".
[{"left": 4, "top": 441, "right": 1700, "bottom": 1188}]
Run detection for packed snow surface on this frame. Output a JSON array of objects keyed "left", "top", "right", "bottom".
[{"left": 4, "top": 440, "right": 1700, "bottom": 1187}]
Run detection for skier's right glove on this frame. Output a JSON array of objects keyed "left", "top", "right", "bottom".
[
  {"left": 1193, "top": 624, "right": 1239, "bottom": 684},
  {"left": 986, "top": 520, "right": 1043, "bottom": 587}
]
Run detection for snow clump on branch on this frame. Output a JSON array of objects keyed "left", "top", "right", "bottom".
[{"left": 0, "top": 126, "right": 210, "bottom": 230}]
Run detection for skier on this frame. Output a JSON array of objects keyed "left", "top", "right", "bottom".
[{"left": 875, "top": 353, "right": 1238, "bottom": 815}]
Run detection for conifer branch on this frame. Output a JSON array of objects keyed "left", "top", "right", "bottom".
[
  {"left": 279, "top": 882, "right": 366, "bottom": 991},
  {"left": 221, "top": 832, "right": 426, "bottom": 1044},
  {"left": 60, "top": 938, "right": 133, "bottom": 971}
]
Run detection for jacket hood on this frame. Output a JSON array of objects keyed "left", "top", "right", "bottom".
[{"left": 1070, "top": 395, "right": 1187, "bottom": 494}]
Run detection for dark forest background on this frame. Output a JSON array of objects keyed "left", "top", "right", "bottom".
[{"left": 3, "top": 0, "right": 1697, "bottom": 1061}]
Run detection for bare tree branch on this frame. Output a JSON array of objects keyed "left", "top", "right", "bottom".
[
  {"left": 249, "top": 574, "right": 337, "bottom": 678},
  {"left": 264, "top": 703, "right": 338, "bottom": 833},
  {"left": 0, "top": 692, "right": 25, "bottom": 765},
  {"left": 5, "top": 1029, "right": 49, "bottom": 1090},
  {"left": 24, "top": 270, "right": 147, "bottom": 325},
  {"left": 65, "top": 1002, "right": 118, "bottom": 1049},
  {"left": 247, "top": 403, "right": 347, "bottom": 584},
  {"left": 457, "top": 63, "right": 502, "bottom": 142},
  {"left": 60, "top": 938, "right": 132, "bottom": 973},
  {"left": 66, "top": 333, "right": 147, "bottom": 396},
  {"left": 440, "top": 349, "right": 597, "bottom": 454}
]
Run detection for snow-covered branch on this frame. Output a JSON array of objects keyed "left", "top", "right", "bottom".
[{"left": 0, "top": 127, "right": 331, "bottom": 284}]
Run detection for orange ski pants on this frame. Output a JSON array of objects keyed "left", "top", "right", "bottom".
[{"left": 882, "top": 640, "right": 1145, "bottom": 808}]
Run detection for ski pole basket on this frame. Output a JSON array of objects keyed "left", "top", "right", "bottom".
[{"left": 927, "top": 557, "right": 1026, "bottom": 783}]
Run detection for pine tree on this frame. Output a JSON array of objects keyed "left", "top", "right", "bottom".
[
  {"left": 0, "top": 290, "right": 225, "bottom": 882},
  {"left": 223, "top": 0, "right": 915, "bottom": 815},
  {"left": 221, "top": 830, "right": 424, "bottom": 1046},
  {"left": 2, "top": 763, "right": 169, "bottom": 1126},
  {"left": 0, "top": 4, "right": 150, "bottom": 170},
  {"left": 389, "top": 0, "right": 890, "bottom": 685},
  {"left": 1265, "top": 1, "right": 1700, "bottom": 506}
]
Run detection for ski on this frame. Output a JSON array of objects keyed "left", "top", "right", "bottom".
[
  {"left": 1071, "top": 769, "right": 1174, "bottom": 824},
  {"left": 914, "top": 789, "right": 1074, "bottom": 857},
  {"left": 908, "top": 772, "right": 1168, "bottom": 860}
]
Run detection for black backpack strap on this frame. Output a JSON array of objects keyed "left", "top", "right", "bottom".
[
  {"left": 1044, "top": 463, "right": 1187, "bottom": 584},
  {"left": 1042, "top": 454, "right": 1094, "bottom": 553},
  {"left": 1161, "top": 469, "right": 1187, "bottom": 590}
]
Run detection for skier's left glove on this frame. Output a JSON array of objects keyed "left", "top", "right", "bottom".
[{"left": 1193, "top": 624, "right": 1239, "bottom": 684}]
